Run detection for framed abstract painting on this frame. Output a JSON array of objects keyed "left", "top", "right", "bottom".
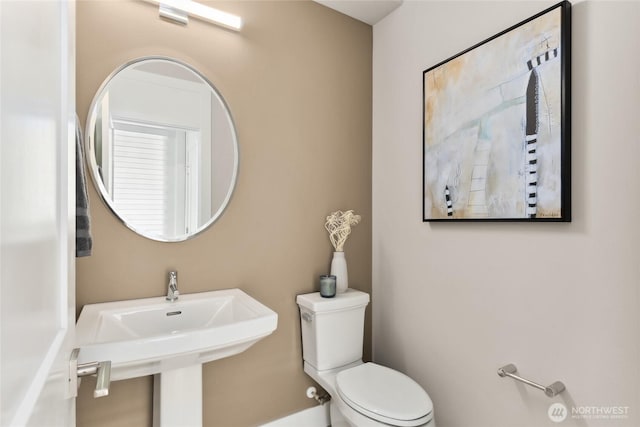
[{"left": 422, "top": 1, "right": 571, "bottom": 221}]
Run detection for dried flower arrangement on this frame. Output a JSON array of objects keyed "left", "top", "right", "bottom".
[{"left": 324, "top": 210, "right": 361, "bottom": 252}]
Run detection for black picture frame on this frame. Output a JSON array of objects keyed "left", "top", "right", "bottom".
[{"left": 422, "top": 1, "right": 571, "bottom": 222}]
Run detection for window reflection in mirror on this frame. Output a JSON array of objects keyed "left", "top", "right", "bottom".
[{"left": 86, "top": 57, "right": 238, "bottom": 242}]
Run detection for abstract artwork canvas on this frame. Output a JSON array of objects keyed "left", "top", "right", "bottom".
[{"left": 423, "top": 1, "right": 571, "bottom": 221}]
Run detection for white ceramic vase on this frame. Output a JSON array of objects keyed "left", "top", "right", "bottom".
[{"left": 330, "top": 251, "right": 348, "bottom": 293}]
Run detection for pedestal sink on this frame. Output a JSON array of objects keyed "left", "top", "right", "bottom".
[{"left": 75, "top": 288, "right": 278, "bottom": 426}]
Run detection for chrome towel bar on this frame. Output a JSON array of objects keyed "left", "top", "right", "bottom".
[{"left": 497, "top": 364, "right": 565, "bottom": 397}]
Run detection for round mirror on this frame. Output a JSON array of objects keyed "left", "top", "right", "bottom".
[{"left": 85, "top": 57, "right": 238, "bottom": 242}]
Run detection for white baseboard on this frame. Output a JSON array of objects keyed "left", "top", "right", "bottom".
[{"left": 260, "top": 405, "right": 330, "bottom": 427}]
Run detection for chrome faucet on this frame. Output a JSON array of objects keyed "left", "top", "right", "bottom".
[{"left": 166, "top": 271, "right": 179, "bottom": 301}]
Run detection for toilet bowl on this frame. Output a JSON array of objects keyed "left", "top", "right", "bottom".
[{"left": 297, "top": 290, "right": 435, "bottom": 427}]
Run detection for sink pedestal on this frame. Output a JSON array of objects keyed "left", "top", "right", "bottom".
[{"left": 153, "top": 364, "right": 203, "bottom": 427}]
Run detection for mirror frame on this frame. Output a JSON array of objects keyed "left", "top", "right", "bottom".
[{"left": 84, "top": 56, "right": 239, "bottom": 242}]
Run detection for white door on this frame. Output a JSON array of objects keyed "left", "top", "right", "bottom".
[{"left": 1, "top": 1, "right": 77, "bottom": 426}]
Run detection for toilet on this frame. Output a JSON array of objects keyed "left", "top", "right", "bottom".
[{"left": 297, "top": 289, "right": 435, "bottom": 427}]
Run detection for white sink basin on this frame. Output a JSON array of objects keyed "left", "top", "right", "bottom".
[{"left": 76, "top": 288, "right": 278, "bottom": 380}]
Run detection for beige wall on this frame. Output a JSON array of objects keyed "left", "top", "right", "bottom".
[
  {"left": 76, "top": 1, "right": 372, "bottom": 426},
  {"left": 373, "top": 1, "right": 640, "bottom": 426}
]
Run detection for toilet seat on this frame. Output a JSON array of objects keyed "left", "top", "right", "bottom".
[{"left": 336, "top": 363, "right": 433, "bottom": 427}]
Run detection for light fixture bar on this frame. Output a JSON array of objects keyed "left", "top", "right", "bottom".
[
  {"left": 159, "top": 4, "right": 189, "bottom": 25},
  {"left": 143, "top": 0, "right": 242, "bottom": 31}
]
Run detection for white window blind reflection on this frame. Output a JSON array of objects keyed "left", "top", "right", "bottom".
[{"left": 111, "top": 123, "right": 188, "bottom": 237}]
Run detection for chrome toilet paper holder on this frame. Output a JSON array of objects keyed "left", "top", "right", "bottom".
[{"left": 498, "top": 363, "right": 565, "bottom": 397}]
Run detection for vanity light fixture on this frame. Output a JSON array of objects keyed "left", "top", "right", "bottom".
[{"left": 142, "top": 0, "right": 243, "bottom": 31}]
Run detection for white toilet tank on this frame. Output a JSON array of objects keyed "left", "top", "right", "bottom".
[{"left": 297, "top": 289, "right": 370, "bottom": 371}]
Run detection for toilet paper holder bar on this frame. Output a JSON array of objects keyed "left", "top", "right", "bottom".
[{"left": 497, "top": 364, "right": 565, "bottom": 397}]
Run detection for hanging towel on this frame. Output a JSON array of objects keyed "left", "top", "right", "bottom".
[{"left": 76, "top": 115, "right": 93, "bottom": 257}]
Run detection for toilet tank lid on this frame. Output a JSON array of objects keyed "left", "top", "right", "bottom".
[{"left": 296, "top": 289, "right": 369, "bottom": 313}]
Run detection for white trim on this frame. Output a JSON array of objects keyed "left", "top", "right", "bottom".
[{"left": 259, "top": 405, "right": 330, "bottom": 427}]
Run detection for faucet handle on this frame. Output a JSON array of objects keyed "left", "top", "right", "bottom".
[{"left": 167, "top": 271, "right": 179, "bottom": 301}]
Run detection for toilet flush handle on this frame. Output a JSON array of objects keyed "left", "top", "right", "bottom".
[{"left": 301, "top": 311, "right": 314, "bottom": 322}]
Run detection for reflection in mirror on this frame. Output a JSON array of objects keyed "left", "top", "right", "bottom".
[{"left": 85, "top": 57, "right": 238, "bottom": 242}]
